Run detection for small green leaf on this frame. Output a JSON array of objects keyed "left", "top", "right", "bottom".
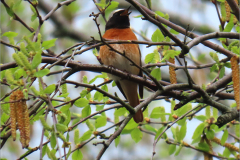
[
  {"left": 82, "top": 105, "right": 91, "bottom": 118},
  {"left": 114, "top": 107, "right": 128, "bottom": 116},
  {"left": 219, "top": 67, "right": 225, "bottom": 79},
  {"left": 125, "top": 119, "right": 138, "bottom": 130},
  {"left": 169, "top": 144, "right": 176, "bottom": 155},
  {"left": 192, "top": 122, "right": 205, "bottom": 139},
  {"left": 130, "top": 128, "right": 143, "bottom": 143},
  {"left": 150, "top": 107, "right": 163, "bottom": 119},
  {"left": 194, "top": 115, "right": 207, "bottom": 122},
  {"left": 31, "top": 53, "right": 42, "bottom": 69},
  {"left": 72, "top": 149, "right": 83, "bottom": 160},
  {"left": 106, "top": 1, "right": 119, "bottom": 11},
  {"left": 145, "top": 53, "right": 155, "bottom": 64},
  {"left": 95, "top": 116, "right": 107, "bottom": 128},
  {"left": 80, "top": 130, "right": 92, "bottom": 142},
  {"left": 44, "top": 84, "right": 56, "bottom": 94},
  {"left": 221, "top": 129, "right": 228, "bottom": 145},
  {"left": 115, "top": 135, "right": 120, "bottom": 147},
  {"left": 174, "top": 144, "right": 183, "bottom": 156},
  {"left": 2, "top": 31, "right": 18, "bottom": 38},
  {"left": 50, "top": 132, "right": 57, "bottom": 149},
  {"left": 82, "top": 75, "right": 88, "bottom": 83},
  {"left": 169, "top": 28, "right": 179, "bottom": 35},
  {"left": 34, "top": 69, "right": 50, "bottom": 77},
  {"left": 179, "top": 121, "right": 187, "bottom": 140},
  {"left": 151, "top": 29, "right": 164, "bottom": 42},
  {"left": 150, "top": 68, "right": 161, "bottom": 81},
  {"left": 197, "top": 142, "right": 210, "bottom": 152},
  {"left": 74, "top": 98, "right": 89, "bottom": 108},
  {"left": 223, "top": 148, "right": 231, "bottom": 158},
  {"left": 155, "top": 126, "right": 167, "bottom": 140},
  {"left": 206, "top": 129, "right": 215, "bottom": 140},
  {"left": 42, "top": 38, "right": 57, "bottom": 50},
  {"left": 14, "top": 68, "right": 26, "bottom": 79},
  {"left": 144, "top": 124, "right": 157, "bottom": 133}
]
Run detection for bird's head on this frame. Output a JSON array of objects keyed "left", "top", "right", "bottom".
[{"left": 105, "top": 6, "right": 132, "bottom": 31}]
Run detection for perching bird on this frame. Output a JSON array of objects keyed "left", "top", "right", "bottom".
[{"left": 99, "top": 7, "right": 143, "bottom": 123}]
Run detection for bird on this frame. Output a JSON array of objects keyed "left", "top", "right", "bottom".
[{"left": 99, "top": 7, "right": 143, "bottom": 123}]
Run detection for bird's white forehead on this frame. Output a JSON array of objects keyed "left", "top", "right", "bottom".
[{"left": 113, "top": 9, "right": 125, "bottom": 13}]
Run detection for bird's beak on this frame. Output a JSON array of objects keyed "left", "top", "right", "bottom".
[{"left": 120, "top": 6, "right": 132, "bottom": 16}]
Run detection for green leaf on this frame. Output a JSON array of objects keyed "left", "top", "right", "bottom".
[
  {"left": 82, "top": 75, "right": 88, "bottom": 84},
  {"left": 194, "top": 115, "right": 207, "bottom": 122},
  {"left": 161, "top": 50, "right": 180, "bottom": 62},
  {"left": 155, "top": 11, "right": 165, "bottom": 17},
  {"left": 106, "top": 1, "right": 119, "bottom": 11},
  {"left": 169, "top": 144, "right": 176, "bottom": 155},
  {"left": 219, "top": 67, "right": 225, "bottom": 79},
  {"left": 42, "top": 38, "right": 57, "bottom": 50},
  {"left": 115, "top": 135, "right": 120, "bottom": 147},
  {"left": 130, "top": 128, "right": 143, "bottom": 143},
  {"left": 125, "top": 119, "right": 138, "bottom": 130},
  {"left": 197, "top": 142, "right": 210, "bottom": 152},
  {"left": 14, "top": 68, "right": 26, "bottom": 79},
  {"left": 223, "top": 18, "right": 234, "bottom": 32},
  {"left": 31, "top": 53, "right": 42, "bottom": 69},
  {"left": 151, "top": 29, "right": 164, "bottom": 42},
  {"left": 50, "top": 132, "right": 57, "bottom": 149},
  {"left": 145, "top": 53, "right": 155, "bottom": 64},
  {"left": 221, "top": 129, "right": 228, "bottom": 145},
  {"left": 72, "top": 149, "right": 83, "bottom": 160},
  {"left": 155, "top": 126, "right": 167, "bottom": 140},
  {"left": 144, "top": 124, "right": 157, "bottom": 133},
  {"left": 95, "top": 116, "right": 107, "bottom": 128},
  {"left": 174, "top": 144, "right": 183, "bottom": 156},
  {"left": 206, "top": 129, "right": 215, "bottom": 140},
  {"left": 94, "top": 91, "right": 103, "bottom": 101},
  {"left": 179, "top": 121, "right": 187, "bottom": 140},
  {"left": 80, "top": 130, "right": 92, "bottom": 142},
  {"left": 114, "top": 107, "right": 128, "bottom": 116},
  {"left": 96, "top": 105, "right": 104, "bottom": 111},
  {"left": 2, "top": 31, "right": 18, "bottom": 38},
  {"left": 150, "top": 107, "right": 164, "bottom": 119},
  {"left": 192, "top": 122, "right": 205, "bottom": 139},
  {"left": 169, "top": 28, "right": 179, "bottom": 35},
  {"left": 223, "top": 148, "right": 231, "bottom": 158},
  {"left": 74, "top": 98, "right": 89, "bottom": 108},
  {"left": 44, "top": 84, "right": 56, "bottom": 94},
  {"left": 82, "top": 105, "right": 91, "bottom": 118},
  {"left": 34, "top": 69, "right": 50, "bottom": 77},
  {"left": 150, "top": 68, "right": 161, "bottom": 81}
]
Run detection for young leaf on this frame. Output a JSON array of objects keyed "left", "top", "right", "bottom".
[
  {"left": 80, "top": 130, "right": 92, "bottom": 142},
  {"left": 50, "top": 132, "right": 57, "bottom": 149},
  {"left": 169, "top": 144, "right": 176, "bottom": 155},
  {"left": 130, "top": 128, "right": 143, "bottom": 143},
  {"left": 95, "top": 116, "right": 107, "bottom": 128},
  {"left": 72, "top": 149, "right": 83, "bottom": 160},
  {"left": 150, "top": 68, "right": 161, "bottom": 81},
  {"left": 115, "top": 135, "right": 120, "bottom": 147},
  {"left": 179, "top": 121, "right": 187, "bottom": 140},
  {"left": 44, "top": 84, "right": 56, "bottom": 94},
  {"left": 34, "top": 69, "right": 50, "bottom": 77},
  {"left": 42, "top": 38, "right": 57, "bottom": 50},
  {"left": 151, "top": 29, "right": 164, "bottom": 42},
  {"left": 74, "top": 98, "right": 89, "bottom": 108},
  {"left": 221, "top": 129, "right": 228, "bottom": 145},
  {"left": 192, "top": 122, "right": 205, "bottom": 139},
  {"left": 82, "top": 105, "right": 91, "bottom": 118},
  {"left": 31, "top": 53, "right": 42, "bottom": 69}
]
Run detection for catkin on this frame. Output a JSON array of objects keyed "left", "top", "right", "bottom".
[
  {"left": 224, "top": 0, "right": 239, "bottom": 24},
  {"left": 212, "top": 137, "right": 239, "bottom": 152},
  {"left": 169, "top": 57, "right": 177, "bottom": 84},
  {"left": 9, "top": 90, "right": 30, "bottom": 148},
  {"left": 9, "top": 91, "right": 18, "bottom": 141},
  {"left": 230, "top": 56, "right": 240, "bottom": 110}
]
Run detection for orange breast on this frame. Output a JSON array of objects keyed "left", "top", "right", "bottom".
[{"left": 99, "top": 28, "right": 141, "bottom": 75}]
